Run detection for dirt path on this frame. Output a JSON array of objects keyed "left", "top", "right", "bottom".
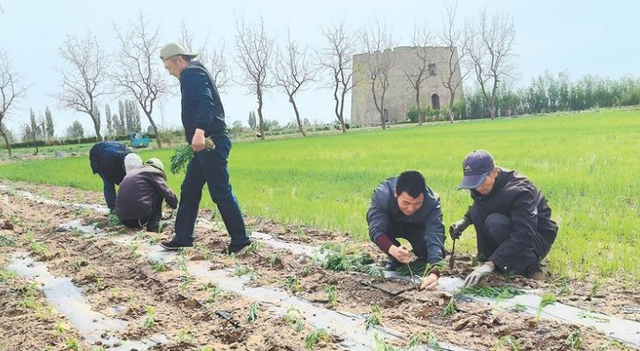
[{"left": 0, "top": 180, "right": 638, "bottom": 351}]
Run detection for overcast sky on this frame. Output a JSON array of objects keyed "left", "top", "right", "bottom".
[{"left": 1, "top": 0, "right": 638, "bottom": 137}]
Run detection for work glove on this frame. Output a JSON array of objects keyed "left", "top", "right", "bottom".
[
  {"left": 463, "top": 262, "right": 494, "bottom": 288},
  {"left": 449, "top": 218, "right": 470, "bottom": 240}
]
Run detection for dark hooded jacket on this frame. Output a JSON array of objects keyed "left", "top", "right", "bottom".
[
  {"left": 89, "top": 142, "right": 131, "bottom": 184},
  {"left": 115, "top": 165, "right": 178, "bottom": 221}
]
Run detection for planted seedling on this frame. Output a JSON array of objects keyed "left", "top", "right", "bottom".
[
  {"left": 493, "top": 335, "right": 520, "bottom": 351},
  {"left": 66, "top": 338, "right": 80, "bottom": 351},
  {"left": 0, "top": 234, "right": 16, "bottom": 247},
  {"left": 0, "top": 269, "right": 16, "bottom": 283},
  {"left": 247, "top": 302, "right": 260, "bottom": 322},
  {"left": 284, "top": 275, "right": 301, "bottom": 294},
  {"left": 240, "top": 241, "right": 262, "bottom": 255},
  {"left": 458, "top": 286, "right": 523, "bottom": 299},
  {"left": 152, "top": 260, "right": 167, "bottom": 272},
  {"left": 234, "top": 264, "right": 259, "bottom": 281},
  {"left": 107, "top": 212, "right": 121, "bottom": 227},
  {"left": 588, "top": 278, "right": 601, "bottom": 300},
  {"left": 536, "top": 293, "right": 557, "bottom": 323},
  {"left": 565, "top": 328, "right": 582, "bottom": 349},
  {"left": 95, "top": 277, "right": 106, "bottom": 290},
  {"left": 54, "top": 322, "right": 67, "bottom": 336},
  {"left": 596, "top": 341, "right": 626, "bottom": 351},
  {"left": 365, "top": 303, "right": 382, "bottom": 330},
  {"left": 363, "top": 265, "right": 385, "bottom": 280},
  {"left": 285, "top": 307, "right": 304, "bottom": 333},
  {"left": 443, "top": 296, "right": 457, "bottom": 316},
  {"left": 323, "top": 284, "right": 338, "bottom": 308},
  {"left": 142, "top": 306, "right": 155, "bottom": 328},
  {"left": 511, "top": 303, "right": 527, "bottom": 313},
  {"left": 200, "top": 283, "right": 228, "bottom": 303},
  {"left": 176, "top": 328, "right": 192, "bottom": 344},
  {"left": 318, "top": 242, "right": 373, "bottom": 273},
  {"left": 266, "top": 252, "right": 282, "bottom": 267},
  {"left": 374, "top": 334, "right": 402, "bottom": 351},
  {"left": 305, "top": 328, "right": 329, "bottom": 349}
]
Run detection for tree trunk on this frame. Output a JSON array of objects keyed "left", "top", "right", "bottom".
[
  {"left": 289, "top": 95, "right": 306, "bottom": 137},
  {"left": 91, "top": 117, "right": 103, "bottom": 141},
  {"left": 257, "top": 93, "right": 266, "bottom": 140},
  {"left": 146, "top": 112, "right": 163, "bottom": 148},
  {"left": 339, "top": 84, "right": 348, "bottom": 133},
  {"left": 371, "top": 82, "right": 386, "bottom": 130},
  {"left": 449, "top": 92, "right": 456, "bottom": 123},
  {"left": 0, "top": 131, "right": 12, "bottom": 158}
]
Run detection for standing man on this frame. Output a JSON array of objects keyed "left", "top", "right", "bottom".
[
  {"left": 367, "top": 171, "right": 445, "bottom": 290},
  {"left": 89, "top": 141, "right": 142, "bottom": 211},
  {"left": 450, "top": 150, "right": 558, "bottom": 287},
  {"left": 116, "top": 158, "right": 178, "bottom": 232},
  {"left": 159, "top": 43, "right": 251, "bottom": 253}
]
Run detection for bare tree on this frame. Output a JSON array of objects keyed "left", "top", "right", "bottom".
[
  {"left": 274, "top": 30, "right": 315, "bottom": 137},
  {"left": 319, "top": 22, "right": 357, "bottom": 133},
  {"left": 362, "top": 20, "right": 395, "bottom": 129},
  {"left": 0, "top": 51, "right": 27, "bottom": 157},
  {"left": 465, "top": 9, "right": 516, "bottom": 119},
  {"left": 113, "top": 13, "right": 168, "bottom": 148},
  {"left": 403, "top": 24, "right": 432, "bottom": 126},
  {"left": 235, "top": 16, "right": 274, "bottom": 140},
  {"left": 440, "top": 2, "right": 469, "bottom": 123},
  {"left": 56, "top": 31, "right": 107, "bottom": 140}
]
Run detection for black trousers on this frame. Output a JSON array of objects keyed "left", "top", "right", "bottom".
[
  {"left": 121, "top": 196, "right": 163, "bottom": 232},
  {"left": 469, "top": 207, "right": 551, "bottom": 276}
]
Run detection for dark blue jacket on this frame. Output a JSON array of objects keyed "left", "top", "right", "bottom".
[
  {"left": 367, "top": 177, "right": 445, "bottom": 264},
  {"left": 180, "top": 62, "right": 226, "bottom": 143},
  {"left": 89, "top": 142, "right": 131, "bottom": 184}
]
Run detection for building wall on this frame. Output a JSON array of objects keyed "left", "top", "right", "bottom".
[{"left": 351, "top": 46, "right": 464, "bottom": 125}]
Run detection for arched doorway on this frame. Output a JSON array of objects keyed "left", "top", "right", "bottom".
[{"left": 431, "top": 93, "right": 441, "bottom": 110}]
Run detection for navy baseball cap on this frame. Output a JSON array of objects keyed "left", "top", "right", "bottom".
[{"left": 458, "top": 150, "right": 495, "bottom": 189}]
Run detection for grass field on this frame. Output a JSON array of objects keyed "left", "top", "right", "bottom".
[{"left": 0, "top": 108, "right": 639, "bottom": 282}]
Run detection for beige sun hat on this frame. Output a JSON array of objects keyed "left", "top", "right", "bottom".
[{"left": 159, "top": 43, "right": 198, "bottom": 61}]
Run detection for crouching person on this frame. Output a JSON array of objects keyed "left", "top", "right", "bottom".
[
  {"left": 451, "top": 150, "right": 558, "bottom": 288},
  {"left": 90, "top": 141, "right": 143, "bottom": 211},
  {"left": 367, "top": 171, "right": 445, "bottom": 290},
  {"left": 116, "top": 158, "right": 178, "bottom": 232}
]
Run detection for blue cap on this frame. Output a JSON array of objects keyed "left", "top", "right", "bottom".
[{"left": 459, "top": 150, "right": 495, "bottom": 189}]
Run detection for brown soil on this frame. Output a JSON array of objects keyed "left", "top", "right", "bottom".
[{"left": 0, "top": 180, "right": 637, "bottom": 351}]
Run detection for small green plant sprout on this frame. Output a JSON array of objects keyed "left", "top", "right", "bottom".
[
  {"left": 194, "top": 245, "right": 212, "bottom": 260},
  {"left": 152, "top": 260, "right": 167, "bottom": 272},
  {"left": 365, "top": 303, "right": 382, "bottom": 330},
  {"left": 374, "top": 334, "right": 402, "bottom": 351},
  {"left": 176, "top": 328, "right": 192, "bottom": 344},
  {"left": 596, "top": 340, "right": 626, "bottom": 351},
  {"left": 443, "top": 296, "right": 457, "bottom": 316},
  {"left": 95, "top": 277, "right": 106, "bottom": 290},
  {"left": 552, "top": 276, "right": 572, "bottom": 296},
  {"left": 240, "top": 241, "right": 262, "bottom": 255},
  {"left": 201, "top": 283, "right": 228, "bottom": 303},
  {"left": 247, "top": 301, "right": 260, "bottom": 322},
  {"left": 0, "top": 269, "right": 16, "bottom": 282},
  {"left": 492, "top": 335, "right": 520, "bottom": 351},
  {"left": 0, "top": 234, "right": 16, "bottom": 247},
  {"left": 234, "top": 264, "right": 259, "bottom": 281},
  {"left": 283, "top": 275, "right": 301, "bottom": 294},
  {"left": 201, "top": 347, "right": 214, "bottom": 351},
  {"left": 536, "top": 293, "right": 557, "bottom": 323},
  {"left": 180, "top": 274, "right": 195, "bottom": 290},
  {"left": 176, "top": 256, "right": 189, "bottom": 273},
  {"left": 107, "top": 212, "right": 121, "bottom": 227},
  {"left": 266, "top": 252, "right": 282, "bottom": 267},
  {"left": 318, "top": 242, "right": 373, "bottom": 273},
  {"left": 565, "top": 328, "right": 582, "bottom": 350},
  {"left": 54, "top": 321, "right": 67, "bottom": 336},
  {"left": 66, "top": 337, "right": 80, "bottom": 351},
  {"left": 285, "top": 307, "right": 304, "bottom": 333},
  {"left": 305, "top": 328, "right": 329, "bottom": 350},
  {"left": 510, "top": 303, "right": 527, "bottom": 313},
  {"left": 142, "top": 306, "right": 155, "bottom": 328},
  {"left": 363, "top": 265, "right": 386, "bottom": 280},
  {"left": 407, "top": 330, "right": 440, "bottom": 350},
  {"left": 323, "top": 284, "right": 338, "bottom": 308},
  {"left": 178, "top": 247, "right": 190, "bottom": 256},
  {"left": 458, "top": 286, "right": 523, "bottom": 299}
]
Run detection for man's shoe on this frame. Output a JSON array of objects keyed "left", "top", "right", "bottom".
[
  {"left": 221, "top": 241, "right": 252, "bottom": 255},
  {"left": 160, "top": 240, "right": 192, "bottom": 251},
  {"left": 384, "top": 259, "right": 402, "bottom": 271}
]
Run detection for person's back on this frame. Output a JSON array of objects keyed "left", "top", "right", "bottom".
[
  {"left": 180, "top": 61, "right": 226, "bottom": 143},
  {"left": 89, "top": 141, "right": 130, "bottom": 184}
]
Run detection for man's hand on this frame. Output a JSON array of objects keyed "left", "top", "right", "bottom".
[
  {"left": 191, "top": 129, "right": 206, "bottom": 152},
  {"left": 420, "top": 272, "right": 439, "bottom": 290},
  {"left": 449, "top": 218, "right": 470, "bottom": 240},
  {"left": 388, "top": 245, "right": 411, "bottom": 264},
  {"left": 463, "top": 261, "right": 495, "bottom": 288}
]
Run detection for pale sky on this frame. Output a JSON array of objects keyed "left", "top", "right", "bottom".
[{"left": 0, "top": 0, "right": 638, "bottom": 137}]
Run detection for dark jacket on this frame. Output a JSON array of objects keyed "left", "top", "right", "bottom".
[
  {"left": 115, "top": 166, "right": 178, "bottom": 221},
  {"left": 464, "top": 168, "right": 558, "bottom": 272},
  {"left": 180, "top": 61, "right": 226, "bottom": 143},
  {"left": 367, "top": 177, "right": 445, "bottom": 263},
  {"left": 89, "top": 142, "right": 131, "bottom": 184}
]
